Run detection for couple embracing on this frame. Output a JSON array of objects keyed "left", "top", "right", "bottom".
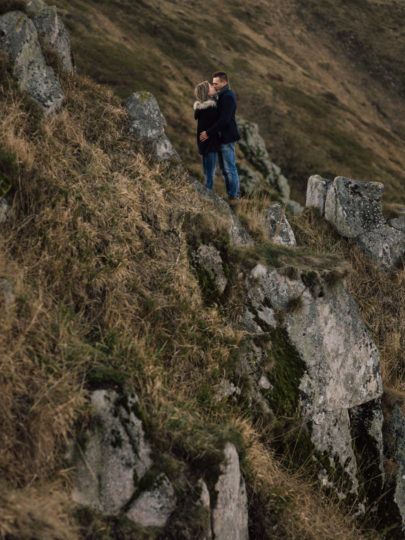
[{"left": 193, "top": 72, "right": 240, "bottom": 201}]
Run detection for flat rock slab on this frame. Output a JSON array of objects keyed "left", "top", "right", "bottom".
[
  {"left": 357, "top": 225, "right": 405, "bottom": 269},
  {"left": 0, "top": 11, "right": 64, "bottom": 113}
]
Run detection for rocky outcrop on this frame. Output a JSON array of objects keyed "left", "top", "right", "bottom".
[
  {"left": 237, "top": 117, "right": 290, "bottom": 202},
  {"left": 28, "top": 1, "right": 75, "bottom": 73},
  {"left": 0, "top": 11, "right": 64, "bottom": 113},
  {"left": 70, "top": 389, "right": 250, "bottom": 536},
  {"left": 71, "top": 389, "right": 178, "bottom": 529},
  {"left": 126, "top": 92, "right": 180, "bottom": 161},
  {"left": 306, "top": 176, "right": 405, "bottom": 269},
  {"left": 241, "top": 264, "right": 383, "bottom": 494},
  {"left": 264, "top": 203, "right": 296, "bottom": 246}
]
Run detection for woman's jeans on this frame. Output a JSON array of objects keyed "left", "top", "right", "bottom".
[
  {"left": 218, "top": 142, "right": 240, "bottom": 199},
  {"left": 202, "top": 152, "right": 217, "bottom": 190}
]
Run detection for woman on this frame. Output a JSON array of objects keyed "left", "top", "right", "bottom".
[{"left": 193, "top": 81, "right": 220, "bottom": 190}]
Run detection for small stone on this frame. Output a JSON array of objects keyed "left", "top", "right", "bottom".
[
  {"left": 264, "top": 203, "right": 296, "bottom": 246},
  {"left": 126, "top": 474, "right": 176, "bottom": 528},
  {"left": 286, "top": 199, "right": 304, "bottom": 216},
  {"left": 389, "top": 215, "right": 405, "bottom": 232},
  {"left": 306, "top": 175, "right": 332, "bottom": 215}
]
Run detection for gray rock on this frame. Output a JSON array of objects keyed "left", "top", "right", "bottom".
[
  {"left": 389, "top": 405, "right": 405, "bottom": 528},
  {"left": 31, "top": 4, "right": 75, "bottom": 73},
  {"left": 196, "top": 479, "right": 212, "bottom": 540},
  {"left": 306, "top": 175, "right": 332, "bottom": 215},
  {"left": 237, "top": 162, "right": 262, "bottom": 196},
  {"left": 0, "top": 198, "right": 10, "bottom": 223},
  {"left": 0, "top": 278, "right": 15, "bottom": 307},
  {"left": 286, "top": 199, "right": 304, "bottom": 216},
  {"left": 216, "top": 379, "right": 241, "bottom": 402},
  {"left": 192, "top": 244, "right": 227, "bottom": 295},
  {"left": 357, "top": 225, "right": 405, "bottom": 270},
  {"left": 126, "top": 474, "right": 176, "bottom": 528},
  {"left": 212, "top": 443, "right": 249, "bottom": 540},
  {"left": 389, "top": 215, "right": 405, "bottom": 232},
  {"left": 71, "top": 389, "right": 152, "bottom": 515},
  {"left": 189, "top": 177, "right": 253, "bottom": 248},
  {"left": 126, "top": 92, "right": 179, "bottom": 161},
  {"left": 0, "top": 11, "right": 64, "bottom": 113},
  {"left": 237, "top": 117, "right": 290, "bottom": 201},
  {"left": 245, "top": 264, "right": 383, "bottom": 491},
  {"left": 324, "top": 177, "right": 385, "bottom": 238},
  {"left": 264, "top": 203, "right": 296, "bottom": 246},
  {"left": 26, "top": 0, "right": 47, "bottom": 15}
]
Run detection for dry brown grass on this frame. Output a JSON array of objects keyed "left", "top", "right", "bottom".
[{"left": 0, "top": 68, "right": 387, "bottom": 538}]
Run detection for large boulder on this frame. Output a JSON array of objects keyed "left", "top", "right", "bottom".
[
  {"left": 126, "top": 92, "right": 180, "bottom": 161},
  {"left": 324, "top": 177, "right": 385, "bottom": 238},
  {"left": 0, "top": 11, "right": 64, "bottom": 113},
  {"left": 237, "top": 117, "right": 290, "bottom": 202},
  {"left": 243, "top": 264, "right": 384, "bottom": 494},
  {"left": 71, "top": 389, "right": 153, "bottom": 515},
  {"left": 28, "top": 1, "right": 75, "bottom": 73}
]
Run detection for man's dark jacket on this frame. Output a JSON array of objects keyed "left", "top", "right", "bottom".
[
  {"left": 194, "top": 100, "right": 221, "bottom": 155},
  {"left": 206, "top": 85, "right": 240, "bottom": 144}
]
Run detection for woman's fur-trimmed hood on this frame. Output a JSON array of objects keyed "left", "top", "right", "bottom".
[{"left": 193, "top": 99, "right": 217, "bottom": 111}]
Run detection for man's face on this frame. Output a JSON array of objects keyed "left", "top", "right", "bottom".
[{"left": 213, "top": 77, "right": 227, "bottom": 92}]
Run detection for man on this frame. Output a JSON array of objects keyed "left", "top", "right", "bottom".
[{"left": 200, "top": 72, "right": 240, "bottom": 200}]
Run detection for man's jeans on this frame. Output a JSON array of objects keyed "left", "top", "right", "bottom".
[
  {"left": 202, "top": 152, "right": 217, "bottom": 190},
  {"left": 218, "top": 142, "right": 240, "bottom": 199}
]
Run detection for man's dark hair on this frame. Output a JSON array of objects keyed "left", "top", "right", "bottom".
[{"left": 212, "top": 71, "right": 228, "bottom": 82}]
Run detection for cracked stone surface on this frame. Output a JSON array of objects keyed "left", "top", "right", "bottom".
[{"left": 0, "top": 11, "right": 64, "bottom": 113}]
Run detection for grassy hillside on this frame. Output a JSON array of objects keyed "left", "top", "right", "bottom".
[
  {"left": 2, "top": 44, "right": 400, "bottom": 538},
  {"left": 1, "top": 1, "right": 405, "bottom": 538},
  {"left": 51, "top": 0, "right": 405, "bottom": 206}
]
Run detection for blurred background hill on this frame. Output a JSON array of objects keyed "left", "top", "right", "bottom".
[{"left": 54, "top": 0, "right": 405, "bottom": 206}]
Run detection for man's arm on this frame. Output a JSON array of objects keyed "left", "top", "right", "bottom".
[{"left": 206, "top": 94, "right": 235, "bottom": 137}]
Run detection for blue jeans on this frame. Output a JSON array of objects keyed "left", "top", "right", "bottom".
[
  {"left": 202, "top": 152, "right": 217, "bottom": 190},
  {"left": 218, "top": 142, "right": 240, "bottom": 199}
]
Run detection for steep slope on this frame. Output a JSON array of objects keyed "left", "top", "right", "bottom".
[
  {"left": 52, "top": 0, "right": 405, "bottom": 205},
  {"left": 0, "top": 51, "right": 376, "bottom": 538}
]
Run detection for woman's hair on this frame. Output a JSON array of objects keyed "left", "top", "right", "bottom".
[{"left": 194, "top": 81, "right": 210, "bottom": 102}]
